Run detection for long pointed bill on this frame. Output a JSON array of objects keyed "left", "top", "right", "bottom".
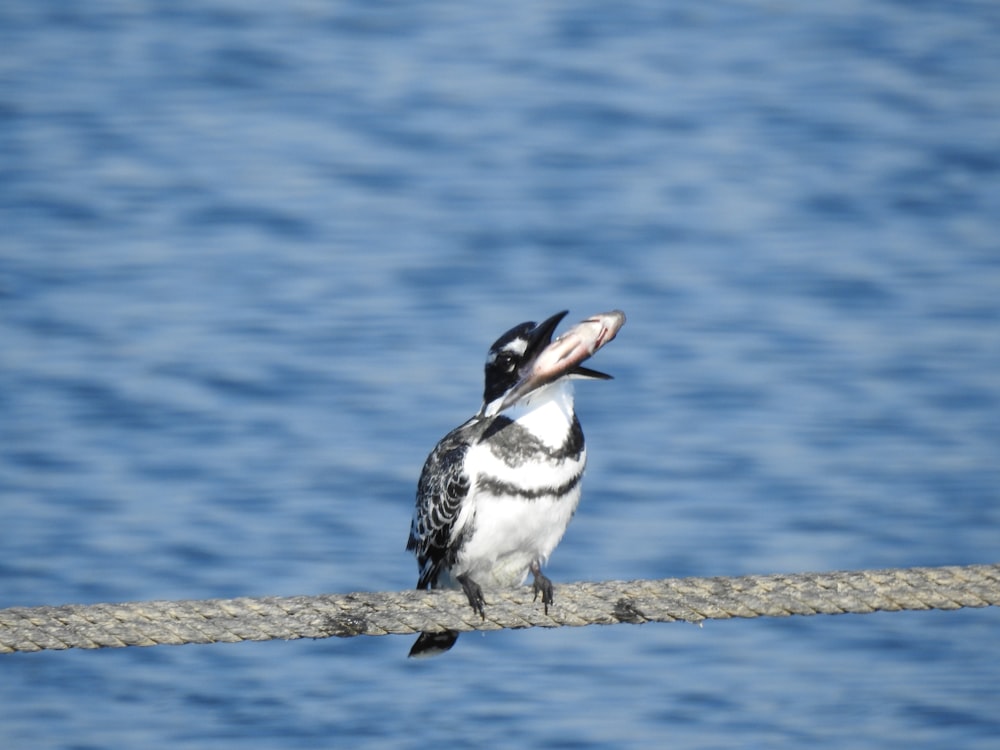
[{"left": 496, "top": 310, "right": 626, "bottom": 413}]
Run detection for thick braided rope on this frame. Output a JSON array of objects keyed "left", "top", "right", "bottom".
[{"left": 2, "top": 563, "right": 997, "bottom": 654}]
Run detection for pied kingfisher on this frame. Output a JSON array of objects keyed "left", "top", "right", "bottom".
[{"left": 406, "top": 309, "right": 624, "bottom": 657}]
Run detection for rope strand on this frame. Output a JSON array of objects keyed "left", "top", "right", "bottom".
[{"left": 2, "top": 563, "right": 997, "bottom": 654}]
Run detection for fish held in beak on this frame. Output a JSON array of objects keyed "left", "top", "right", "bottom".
[{"left": 495, "top": 309, "right": 625, "bottom": 413}]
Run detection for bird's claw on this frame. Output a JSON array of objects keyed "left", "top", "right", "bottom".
[
  {"left": 531, "top": 570, "right": 554, "bottom": 615},
  {"left": 457, "top": 574, "right": 486, "bottom": 620}
]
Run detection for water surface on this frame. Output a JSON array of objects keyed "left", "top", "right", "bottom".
[{"left": 2, "top": 2, "right": 999, "bottom": 748}]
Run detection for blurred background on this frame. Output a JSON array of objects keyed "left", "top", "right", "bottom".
[{"left": 2, "top": 2, "right": 998, "bottom": 748}]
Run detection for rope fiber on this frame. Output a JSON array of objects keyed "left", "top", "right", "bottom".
[{"left": 2, "top": 563, "right": 997, "bottom": 654}]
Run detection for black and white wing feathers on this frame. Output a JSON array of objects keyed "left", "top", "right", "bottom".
[{"left": 406, "top": 419, "right": 478, "bottom": 590}]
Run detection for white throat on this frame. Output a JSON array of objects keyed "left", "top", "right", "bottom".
[{"left": 502, "top": 380, "right": 576, "bottom": 448}]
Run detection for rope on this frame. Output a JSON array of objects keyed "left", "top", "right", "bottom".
[{"left": 2, "top": 563, "right": 998, "bottom": 654}]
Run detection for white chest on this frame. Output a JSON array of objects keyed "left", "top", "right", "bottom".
[{"left": 449, "top": 382, "right": 586, "bottom": 587}]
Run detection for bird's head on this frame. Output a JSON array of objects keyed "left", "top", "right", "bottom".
[{"left": 479, "top": 309, "right": 624, "bottom": 418}]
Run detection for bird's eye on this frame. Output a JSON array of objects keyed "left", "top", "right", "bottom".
[{"left": 497, "top": 353, "right": 516, "bottom": 372}]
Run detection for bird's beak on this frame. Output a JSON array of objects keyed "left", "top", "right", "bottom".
[{"left": 494, "top": 310, "right": 626, "bottom": 414}]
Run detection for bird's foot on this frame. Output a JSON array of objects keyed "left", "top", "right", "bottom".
[
  {"left": 456, "top": 573, "right": 486, "bottom": 620},
  {"left": 530, "top": 562, "right": 554, "bottom": 615}
]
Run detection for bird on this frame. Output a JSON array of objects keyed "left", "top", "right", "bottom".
[{"left": 406, "top": 309, "right": 624, "bottom": 657}]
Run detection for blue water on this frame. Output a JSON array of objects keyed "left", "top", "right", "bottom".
[{"left": 2, "top": 1, "right": 999, "bottom": 747}]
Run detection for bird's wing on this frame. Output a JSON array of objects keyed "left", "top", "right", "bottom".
[{"left": 406, "top": 422, "right": 477, "bottom": 590}]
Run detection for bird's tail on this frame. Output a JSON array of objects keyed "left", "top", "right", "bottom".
[{"left": 408, "top": 630, "right": 459, "bottom": 658}]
